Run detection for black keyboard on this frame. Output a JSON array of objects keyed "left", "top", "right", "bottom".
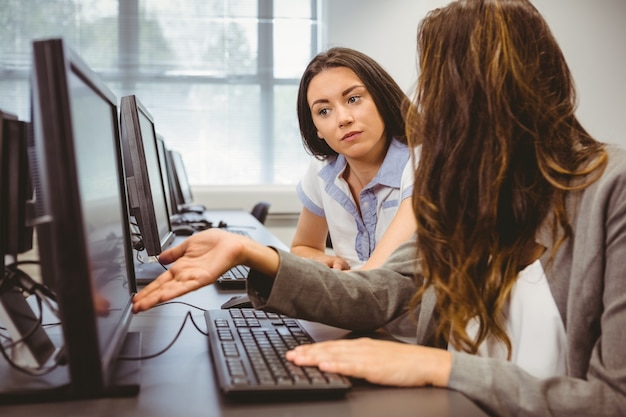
[
  {"left": 205, "top": 308, "right": 352, "bottom": 400},
  {"left": 170, "top": 211, "right": 207, "bottom": 225},
  {"left": 215, "top": 230, "right": 253, "bottom": 288},
  {"left": 216, "top": 264, "right": 250, "bottom": 289}
]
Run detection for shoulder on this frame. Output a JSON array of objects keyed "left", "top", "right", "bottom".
[
  {"left": 569, "top": 145, "right": 626, "bottom": 233},
  {"left": 582, "top": 146, "right": 626, "bottom": 202},
  {"left": 602, "top": 145, "right": 626, "bottom": 182}
]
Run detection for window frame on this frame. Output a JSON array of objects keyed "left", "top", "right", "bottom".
[{"left": 115, "top": 0, "right": 320, "bottom": 184}]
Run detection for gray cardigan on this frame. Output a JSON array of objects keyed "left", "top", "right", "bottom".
[{"left": 247, "top": 145, "right": 626, "bottom": 417}]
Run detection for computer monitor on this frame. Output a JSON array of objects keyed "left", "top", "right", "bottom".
[
  {"left": 0, "top": 38, "right": 141, "bottom": 403},
  {"left": 0, "top": 110, "right": 52, "bottom": 373},
  {"left": 169, "top": 149, "right": 205, "bottom": 214},
  {"left": 0, "top": 110, "right": 34, "bottom": 265},
  {"left": 119, "top": 95, "right": 175, "bottom": 257},
  {"left": 155, "top": 134, "right": 177, "bottom": 218}
]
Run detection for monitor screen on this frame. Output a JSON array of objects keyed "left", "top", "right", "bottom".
[
  {"left": 0, "top": 38, "right": 140, "bottom": 402},
  {"left": 0, "top": 111, "right": 34, "bottom": 263},
  {"left": 119, "top": 95, "right": 174, "bottom": 257}
]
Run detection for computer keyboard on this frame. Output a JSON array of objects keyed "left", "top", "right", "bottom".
[
  {"left": 216, "top": 264, "right": 250, "bottom": 289},
  {"left": 205, "top": 308, "right": 352, "bottom": 400},
  {"left": 170, "top": 211, "right": 208, "bottom": 225}
]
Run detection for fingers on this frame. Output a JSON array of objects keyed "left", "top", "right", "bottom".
[
  {"left": 287, "top": 339, "right": 452, "bottom": 387},
  {"left": 287, "top": 339, "right": 380, "bottom": 383},
  {"left": 328, "top": 256, "right": 350, "bottom": 270},
  {"left": 286, "top": 339, "right": 363, "bottom": 373},
  {"left": 132, "top": 267, "right": 201, "bottom": 312},
  {"left": 156, "top": 239, "right": 189, "bottom": 265}
]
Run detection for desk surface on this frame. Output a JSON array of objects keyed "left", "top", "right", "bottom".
[{"left": 1, "top": 210, "right": 489, "bottom": 417}]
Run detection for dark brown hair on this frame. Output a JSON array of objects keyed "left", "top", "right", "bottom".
[
  {"left": 297, "top": 47, "right": 409, "bottom": 159},
  {"left": 406, "top": 0, "right": 607, "bottom": 355}
]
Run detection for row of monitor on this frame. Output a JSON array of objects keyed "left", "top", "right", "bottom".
[{"left": 0, "top": 38, "right": 201, "bottom": 403}]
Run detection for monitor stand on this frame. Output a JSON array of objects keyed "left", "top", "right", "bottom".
[
  {"left": 0, "top": 331, "right": 142, "bottom": 405},
  {"left": 133, "top": 260, "right": 168, "bottom": 287},
  {"left": 0, "top": 285, "right": 57, "bottom": 368}
]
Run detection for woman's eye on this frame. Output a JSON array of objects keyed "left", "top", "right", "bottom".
[
  {"left": 348, "top": 95, "right": 361, "bottom": 104},
  {"left": 318, "top": 108, "right": 329, "bottom": 116}
]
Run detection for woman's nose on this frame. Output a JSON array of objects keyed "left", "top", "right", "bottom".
[{"left": 337, "top": 107, "right": 354, "bottom": 128}]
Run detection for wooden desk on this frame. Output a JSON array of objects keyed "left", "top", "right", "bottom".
[{"left": 0, "top": 211, "right": 489, "bottom": 417}]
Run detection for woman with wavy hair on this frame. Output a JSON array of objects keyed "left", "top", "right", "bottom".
[{"left": 133, "top": 0, "right": 626, "bottom": 415}]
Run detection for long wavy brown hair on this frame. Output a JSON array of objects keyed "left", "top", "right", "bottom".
[{"left": 406, "top": 0, "right": 607, "bottom": 355}]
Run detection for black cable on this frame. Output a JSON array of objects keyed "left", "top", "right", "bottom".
[
  {"left": 158, "top": 300, "right": 207, "bottom": 312},
  {"left": 0, "top": 272, "right": 63, "bottom": 376},
  {"left": 118, "top": 301, "right": 208, "bottom": 361},
  {"left": 4, "top": 260, "right": 57, "bottom": 303},
  {"left": 0, "top": 338, "right": 63, "bottom": 376},
  {"left": 0, "top": 296, "right": 44, "bottom": 350},
  {"left": 156, "top": 257, "right": 169, "bottom": 271},
  {"left": 3, "top": 263, "right": 59, "bottom": 317}
]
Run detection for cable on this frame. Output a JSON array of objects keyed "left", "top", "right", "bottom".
[
  {"left": 118, "top": 301, "right": 208, "bottom": 361},
  {"left": 3, "top": 261, "right": 59, "bottom": 317},
  {"left": 1, "top": 261, "right": 64, "bottom": 375},
  {"left": 156, "top": 257, "right": 169, "bottom": 271},
  {"left": 0, "top": 272, "right": 63, "bottom": 376}
]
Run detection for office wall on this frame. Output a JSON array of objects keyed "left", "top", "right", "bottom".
[{"left": 324, "top": 0, "right": 626, "bottom": 147}]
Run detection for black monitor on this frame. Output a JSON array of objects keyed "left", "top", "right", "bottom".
[
  {"left": 155, "top": 134, "right": 177, "bottom": 219},
  {"left": 0, "top": 38, "right": 141, "bottom": 403},
  {"left": 119, "top": 95, "right": 175, "bottom": 257},
  {"left": 0, "top": 110, "right": 53, "bottom": 374},
  {"left": 0, "top": 110, "right": 34, "bottom": 265},
  {"left": 169, "top": 149, "right": 205, "bottom": 214}
]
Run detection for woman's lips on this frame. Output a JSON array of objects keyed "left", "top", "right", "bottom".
[{"left": 342, "top": 131, "right": 361, "bottom": 141}]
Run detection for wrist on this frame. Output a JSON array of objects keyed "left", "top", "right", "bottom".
[
  {"left": 243, "top": 239, "right": 280, "bottom": 278},
  {"left": 429, "top": 348, "right": 452, "bottom": 387}
]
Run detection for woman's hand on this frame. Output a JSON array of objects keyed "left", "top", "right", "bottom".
[
  {"left": 132, "top": 228, "right": 278, "bottom": 312},
  {"left": 286, "top": 338, "right": 452, "bottom": 387},
  {"left": 314, "top": 254, "right": 351, "bottom": 270}
]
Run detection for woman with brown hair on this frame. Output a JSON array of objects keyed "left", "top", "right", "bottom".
[
  {"left": 133, "top": 1, "right": 626, "bottom": 415},
  {"left": 291, "top": 47, "right": 418, "bottom": 271}
]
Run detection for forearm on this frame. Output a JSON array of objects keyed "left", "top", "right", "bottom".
[
  {"left": 291, "top": 245, "right": 350, "bottom": 269},
  {"left": 248, "top": 245, "right": 418, "bottom": 331},
  {"left": 241, "top": 238, "right": 281, "bottom": 278},
  {"left": 290, "top": 244, "right": 327, "bottom": 260}
]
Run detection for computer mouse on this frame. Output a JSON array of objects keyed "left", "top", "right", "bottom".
[
  {"left": 220, "top": 294, "right": 253, "bottom": 309},
  {"left": 172, "top": 225, "right": 195, "bottom": 236}
]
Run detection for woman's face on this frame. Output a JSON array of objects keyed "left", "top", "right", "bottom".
[{"left": 307, "top": 66, "right": 387, "bottom": 162}]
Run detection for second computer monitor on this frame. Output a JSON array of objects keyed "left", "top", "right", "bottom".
[{"left": 119, "top": 95, "right": 174, "bottom": 257}]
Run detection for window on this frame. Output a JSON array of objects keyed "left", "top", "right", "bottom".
[{"left": 0, "top": 0, "right": 321, "bottom": 185}]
